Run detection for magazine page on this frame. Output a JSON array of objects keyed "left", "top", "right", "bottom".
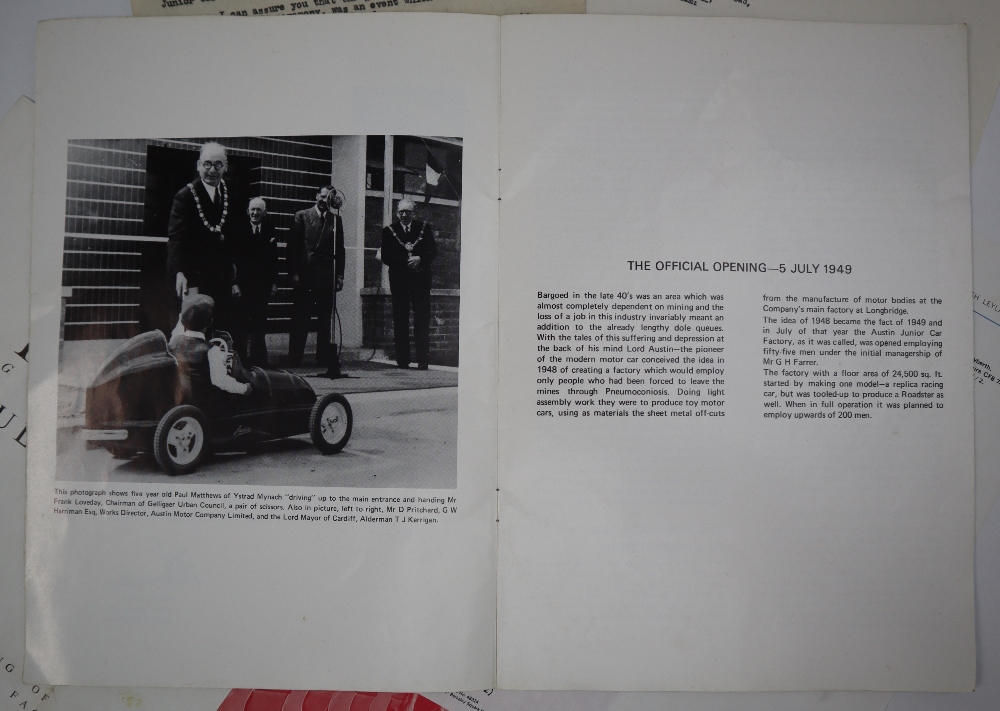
[
  {"left": 497, "top": 16, "right": 974, "bottom": 691},
  {"left": 588, "top": 0, "right": 1000, "bottom": 163},
  {"left": 131, "top": 0, "right": 583, "bottom": 16},
  {"left": 425, "top": 688, "right": 892, "bottom": 711},
  {"left": 0, "top": 98, "right": 52, "bottom": 711},
  {"left": 25, "top": 14, "right": 499, "bottom": 690}
]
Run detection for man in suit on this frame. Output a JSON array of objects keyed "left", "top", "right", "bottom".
[
  {"left": 233, "top": 197, "right": 279, "bottom": 366},
  {"left": 380, "top": 199, "right": 437, "bottom": 370},
  {"left": 287, "top": 185, "right": 345, "bottom": 369},
  {"left": 167, "top": 141, "right": 239, "bottom": 338}
]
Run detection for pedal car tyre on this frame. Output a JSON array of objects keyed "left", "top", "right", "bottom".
[
  {"left": 310, "top": 393, "right": 353, "bottom": 454},
  {"left": 153, "top": 405, "right": 209, "bottom": 475}
]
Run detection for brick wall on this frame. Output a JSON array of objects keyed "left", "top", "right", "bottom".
[
  {"left": 428, "top": 292, "right": 460, "bottom": 365},
  {"left": 415, "top": 201, "right": 461, "bottom": 292},
  {"left": 64, "top": 134, "right": 463, "bottom": 365},
  {"left": 362, "top": 291, "right": 459, "bottom": 367}
]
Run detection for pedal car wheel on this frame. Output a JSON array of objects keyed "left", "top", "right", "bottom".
[
  {"left": 153, "top": 405, "right": 209, "bottom": 475},
  {"left": 309, "top": 393, "right": 353, "bottom": 454}
]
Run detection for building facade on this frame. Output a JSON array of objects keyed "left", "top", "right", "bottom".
[{"left": 62, "top": 135, "right": 462, "bottom": 366}]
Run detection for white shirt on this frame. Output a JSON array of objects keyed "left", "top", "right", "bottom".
[
  {"left": 200, "top": 180, "right": 218, "bottom": 202},
  {"left": 182, "top": 330, "right": 250, "bottom": 395}
]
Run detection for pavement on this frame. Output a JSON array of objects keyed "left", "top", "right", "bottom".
[
  {"left": 293, "top": 358, "right": 458, "bottom": 397},
  {"left": 57, "top": 386, "right": 457, "bottom": 488},
  {"left": 56, "top": 339, "right": 459, "bottom": 488}
]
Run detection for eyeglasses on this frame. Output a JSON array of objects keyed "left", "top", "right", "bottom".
[{"left": 200, "top": 161, "right": 226, "bottom": 171}]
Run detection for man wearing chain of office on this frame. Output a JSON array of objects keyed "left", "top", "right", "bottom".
[
  {"left": 166, "top": 141, "right": 239, "bottom": 338},
  {"left": 381, "top": 198, "right": 437, "bottom": 370}
]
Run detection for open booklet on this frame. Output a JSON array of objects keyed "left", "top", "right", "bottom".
[{"left": 25, "top": 13, "right": 974, "bottom": 693}]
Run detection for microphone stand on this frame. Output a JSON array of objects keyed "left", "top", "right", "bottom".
[{"left": 320, "top": 193, "right": 348, "bottom": 379}]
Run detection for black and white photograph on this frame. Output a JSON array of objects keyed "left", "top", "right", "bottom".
[{"left": 56, "top": 134, "right": 463, "bottom": 488}]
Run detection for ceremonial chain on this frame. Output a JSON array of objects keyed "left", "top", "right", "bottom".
[
  {"left": 391, "top": 222, "right": 426, "bottom": 253},
  {"left": 189, "top": 180, "right": 228, "bottom": 234}
]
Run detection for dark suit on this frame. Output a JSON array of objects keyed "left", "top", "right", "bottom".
[
  {"left": 234, "top": 216, "right": 279, "bottom": 366},
  {"left": 167, "top": 332, "right": 211, "bottom": 406},
  {"left": 287, "top": 206, "right": 345, "bottom": 366},
  {"left": 167, "top": 180, "right": 236, "bottom": 333},
  {"left": 380, "top": 219, "right": 436, "bottom": 367}
]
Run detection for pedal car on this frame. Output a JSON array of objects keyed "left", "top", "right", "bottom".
[{"left": 81, "top": 330, "right": 352, "bottom": 475}]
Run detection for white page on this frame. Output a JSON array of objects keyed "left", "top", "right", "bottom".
[
  {"left": 0, "top": 98, "right": 53, "bottom": 711},
  {"left": 44, "top": 687, "right": 228, "bottom": 711},
  {"left": 0, "top": 0, "right": 132, "bottom": 121},
  {"left": 972, "top": 230, "right": 1000, "bottom": 531},
  {"left": 883, "top": 498, "right": 1000, "bottom": 711},
  {"left": 498, "top": 15, "right": 974, "bottom": 691},
  {"left": 25, "top": 14, "right": 498, "bottom": 690},
  {"left": 972, "top": 87, "right": 1000, "bottom": 247},
  {"left": 131, "top": 0, "right": 584, "bottom": 16},
  {"left": 589, "top": 0, "right": 1000, "bottom": 167},
  {"left": 427, "top": 688, "right": 892, "bottom": 711}
]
